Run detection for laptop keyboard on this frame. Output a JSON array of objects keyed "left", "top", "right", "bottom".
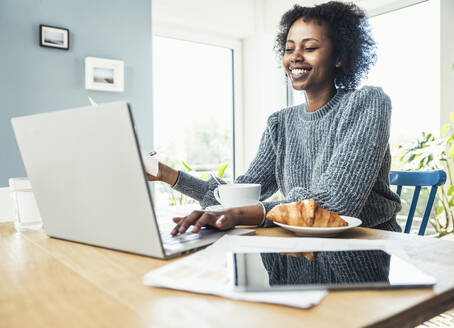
[
  {"left": 160, "top": 230, "right": 202, "bottom": 245},
  {"left": 155, "top": 205, "right": 218, "bottom": 246}
]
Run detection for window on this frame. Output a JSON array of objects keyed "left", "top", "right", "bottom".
[
  {"left": 365, "top": 1, "right": 440, "bottom": 233},
  {"left": 152, "top": 36, "right": 235, "bottom": 206},
  {"left": 365, "top": 0, "right": 440, "bottom": 152}
]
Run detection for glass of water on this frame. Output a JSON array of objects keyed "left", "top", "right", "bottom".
[{"left": 9, "top": 178, "right": 42, "bottom": 231}]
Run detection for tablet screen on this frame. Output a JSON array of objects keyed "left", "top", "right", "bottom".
[{"left": 229, "top": 250, "right": 435, "bottom": 291}]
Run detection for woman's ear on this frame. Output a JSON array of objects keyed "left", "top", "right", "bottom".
[{"left": 335, "top": 58, "right": 342, "bottom": 68}]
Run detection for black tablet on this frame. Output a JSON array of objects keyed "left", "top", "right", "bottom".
[{"left": 228, "top": 250, "right": 436, "bottom": 291}]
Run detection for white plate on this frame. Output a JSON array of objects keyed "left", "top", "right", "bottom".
[{"left": 274, "top": 216, "right": 362, "bottom": 237}]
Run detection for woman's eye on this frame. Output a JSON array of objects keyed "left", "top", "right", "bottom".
[
  {"left": 305, "top": 47, "right": 317, "bottom": 51},
  {"left": 285, "top": 49, "right": 294, "bottom": 53}
]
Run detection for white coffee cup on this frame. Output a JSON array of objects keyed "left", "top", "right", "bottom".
[{"left": 213, "top": 183, "right": 261, "bottom": 208}]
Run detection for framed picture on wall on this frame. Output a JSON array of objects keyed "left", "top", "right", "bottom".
[
  {"left": 85, "top": 57, "right": 124, "bottom": 92},
  {"left": 39, "top": 25, "right": 69, "bottom": 50}
]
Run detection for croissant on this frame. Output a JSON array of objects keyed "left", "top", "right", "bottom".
[
  {"left": 266, "top": 199, "right": 347, "bottom": 228},
  {"left": 281, "top": 252, "right": 317, "bottom": 261}
]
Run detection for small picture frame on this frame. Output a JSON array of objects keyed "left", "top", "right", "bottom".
[
  {"left": 85, "top": 57, "right": 124, "bottom": 92},
  {"left": 39, "top": 25, "right": 69, "bottom": 50}
]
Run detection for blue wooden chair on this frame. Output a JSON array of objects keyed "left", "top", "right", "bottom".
[{"left": 389, "top": 170, "right": 447, "bottom": 235}]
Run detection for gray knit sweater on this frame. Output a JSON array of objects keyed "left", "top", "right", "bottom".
[
  {"left": 260, "top": 250, "right": 391, "bottom": 286},
  {"left": 173, "top": 86, "right": 402, "bottom": 231}
]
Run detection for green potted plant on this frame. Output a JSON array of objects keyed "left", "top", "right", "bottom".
[{"left": 398, "top": 114, "right": 454, "bottom": 236}]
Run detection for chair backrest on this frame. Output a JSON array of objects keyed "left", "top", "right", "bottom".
[{"left": 389, "top": 170, "right": 446, "bottom": 235}]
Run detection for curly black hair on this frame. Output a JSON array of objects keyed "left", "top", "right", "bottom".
[{"left": 275, "top": 1, "right": 376, "bottom": 90}]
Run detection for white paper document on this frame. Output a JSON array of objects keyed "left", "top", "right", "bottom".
[{"left": 143, "top": 238, "right": 326, "bottom": 308}]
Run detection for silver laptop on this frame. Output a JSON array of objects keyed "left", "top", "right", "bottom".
[{"left": 11, "top": 101, "right": 255, "bottom": 259}]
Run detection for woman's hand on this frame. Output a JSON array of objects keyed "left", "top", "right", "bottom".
[
  {"left": 171, "top": 209, "right": 237, "bottom": 235},
  {"left": 147, "top": 162, "right": 179, "bottom": 186},
  {"left": 171, "top": 205, "right": 265, "bottom": 235}
]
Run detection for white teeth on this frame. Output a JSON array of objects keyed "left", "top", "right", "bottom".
[{"left": 291, "top": 68, "right": 308, "bottom": 75}]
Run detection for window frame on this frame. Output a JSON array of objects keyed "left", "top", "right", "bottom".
[
  {"left": 152, "top": 26, "right": 244, "bottom": 179},
  {"left": 365, "top": 0, "right": 428, "bottom": 17}
]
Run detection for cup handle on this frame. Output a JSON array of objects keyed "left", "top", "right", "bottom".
[{"left": 213, "top": 188, "right": 222, "bottom": 205}]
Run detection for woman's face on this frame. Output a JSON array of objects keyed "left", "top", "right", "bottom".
[{"left": 283, "top": 18, "right": 339, "bottom": 92}]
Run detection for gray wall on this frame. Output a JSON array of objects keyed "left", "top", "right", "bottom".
[{"left": 0, "top": 0, "right": 153, "bottom": 186}]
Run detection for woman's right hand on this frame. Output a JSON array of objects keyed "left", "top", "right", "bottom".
[
  {"left": 171, "top": 205, "right": 265, "bottom": 235},
  {"left": 147, "top": 162, "right": 179, "bottom": 186},
  {"left": 171, "top": 209, "right": 238, "bottom": 235}
]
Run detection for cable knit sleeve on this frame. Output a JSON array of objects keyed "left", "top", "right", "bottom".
[
  {"left": 263, "top": 87, "right": 392, "bottom": 219},
  {"left": 172, "top": 112, "right": 280, "bottom": 209}
]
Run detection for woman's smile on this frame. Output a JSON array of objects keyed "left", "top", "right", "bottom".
[{"left": 289, "top": 66, "right": 312, "bottom": 80}]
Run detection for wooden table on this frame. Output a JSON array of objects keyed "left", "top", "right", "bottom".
[{"left": 1, "top": 222, "right": 454, "bottom": 328}]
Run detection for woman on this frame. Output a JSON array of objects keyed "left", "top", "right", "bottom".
[{"left": 149, "top": 1, "right": 402, "bottom": 235}]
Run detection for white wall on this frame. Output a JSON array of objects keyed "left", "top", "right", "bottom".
[
  {"left": 241, "top": 1, "right": 287, "bottom": 169},
  {"left": 152, "top": 0, "right": 255, "bottom": 39},
  {"left": 440, "top": 0, "right": 454, "bottom": 127}
]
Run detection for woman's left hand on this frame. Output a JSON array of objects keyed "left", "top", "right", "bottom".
[{"left": 171, "top": 209, "right": 238, "bottom": 235}]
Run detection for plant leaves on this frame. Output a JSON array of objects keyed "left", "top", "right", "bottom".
[
  {"left": 442, "top": 124, "right": 450, "bottom": 135},
  {"left": 449, "top": 144, "right": 454, "bottom": 158},
  {"left": 217, "top": 163, "right": 229, "bottom": 177},
  {"left": 448, "top": 186, "right": 454, "bottom": 196},
  {"left": 449, "top": 196, "right": 454, "bottom": 207},
  {"left": 436, "top": 205, "right": 444, "bottom": 216},
  {"left": 181, "top": 161, "right": 192, "bottom": 172},
  {"left": 418, "top": 158, "right": 426, "bottom": 169},
  {"left": 450, "top": 113, "right": 454, "bottom": 123},
  {"left": 449, "top": 134, "right": 454, "bottom": 143}
]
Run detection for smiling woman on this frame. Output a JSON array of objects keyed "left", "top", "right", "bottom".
[
  {"left": 275, "top": 2, "right": 377, "bottom": 110},
  {"left": 281, "top": 18, "right": 339, "bottom": 111},
  {"left": 149, "top": 1, "right": 402, "bottom": 236}
]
